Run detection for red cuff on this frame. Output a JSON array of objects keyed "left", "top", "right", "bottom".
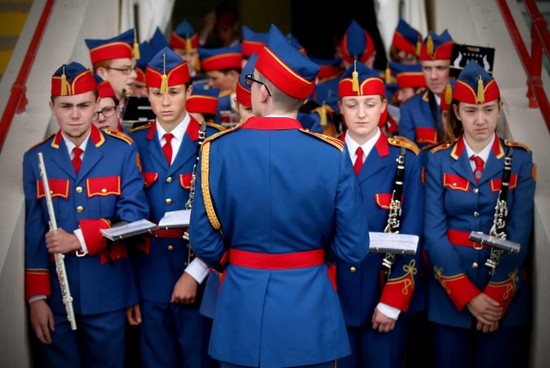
[
  {"left": 380, "top": 272, "right": 415, "bottom": 312},
  {"left": 484, "top": 275, "right": 517, "bottom": 314},
  {"left": 25, "top": 269, "right": 51, "bottom": 301},
  {"left": 79, "top": 218, "right": 110, "bottom": 255},
  {"left": 437, "top": 273, "right": 480, "bottom": 311}
]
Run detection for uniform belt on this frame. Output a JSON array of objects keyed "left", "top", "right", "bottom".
[
  {"left": 150, "top": 228, "right": 187, "bottom": 239},
  {"left": 229, "top": 248, "right": 325, "bottom": 270},
  {"left": 447, "top": 229, "right": 488, "bottom": 250}
]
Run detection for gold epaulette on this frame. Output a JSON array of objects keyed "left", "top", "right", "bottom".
[
  {"left": 388, "top": 135, "right": 420, "bottom": 155},
  {"left": 206, "top": 121, "right": 226, "bottom": 132},
  {"left": 504, "top": 139, "right": 531, "bottom": 152},
  {"left": 299, "top": 129, "right": 344, "bottom": 152},
  {"left": 129, "top": 122, "right": 153, "bottom": 133},
  {"left": 430, "top": 140, "right": 454, "bottom": 153},
  {"left": 27, "top": 133, "right": 55, "bottom": 152},
  {"left": 203, "top": 122, "right": 243, "bottom": 144},
  {"left": 104, "top": 129, "right": 133, "bottom": 144}
]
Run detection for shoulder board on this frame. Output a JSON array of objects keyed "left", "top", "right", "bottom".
[
  {"left": 206, "top": 122, "right": 226, "bottom": 132},
  {"left": 299, "top": 129, "right": 344, "bottom": 151},
  {"left": 129, "top": 122, "right": 153, "bottom": 133},
  {"left": 104, "top": 129, "right": 133, "bottom": 144},
  {"left": 26, "top": 133, "right": 55, "bottom": 152},
  {"left": 430, "top": 141, "right": 454, "bottom": 153},
  {"left": 504, "top": 139, "right": 530, "bottom": 152},
  {"left": 204, "top": 122, "right": 243, "bottom": 144},
  {"left": 387, "top": 135, "right": 420, "bottom": 155}
]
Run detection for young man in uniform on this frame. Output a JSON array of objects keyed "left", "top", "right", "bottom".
[
  {"left": 189, "top": 24, "right": 369, "bottom": 368},
  {"left": 23, "top": 62, "right": 148, "bottom": 367},
  {"left": 128, "top": 47, "right": 223, "bottom": 367}
]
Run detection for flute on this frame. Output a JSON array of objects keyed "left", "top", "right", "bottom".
[{"left": 38, "top": 152, "right": 77, "bottom": 330}]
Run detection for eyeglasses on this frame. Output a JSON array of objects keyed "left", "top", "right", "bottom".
[
  {"left": 106, "top": 65, "right": 138, "bottom": 75},
  {"left": 244, "top": 74, "right": 271, "bottom": 96},
  {"left": 94, "top": 106, "right": 117, "bottom": 120}
]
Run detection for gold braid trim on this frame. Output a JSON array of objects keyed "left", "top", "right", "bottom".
[{"left": 200, "top": 141, "right": 221, "bottom": 231}]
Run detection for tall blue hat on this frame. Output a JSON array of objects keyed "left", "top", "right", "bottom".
[
  {"left": 453, "top": 61, "right": 499, "bottom": 104},
  {"left": 51, "top": 62, "right": 96, "bottom": 96},
  {"left": 146, "top": 47, "right": 190, "bottom": 92},
  {"left": 255, "top": 24, "right": 319, "bottom": 99},
  {"left": 85, "top": 28, "right": 139, "bottom": 65}
]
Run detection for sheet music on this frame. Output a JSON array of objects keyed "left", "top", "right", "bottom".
[
  {"left": 100, "top": 219, "right": 156, "bottom": 240},
  {"left": 157, "top": 209, "right": 191, "bottom": 228},
  {"left": 368, "top": 232, "right": 419, "bottom": 255}
]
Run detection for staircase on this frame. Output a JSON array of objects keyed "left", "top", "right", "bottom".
[{"left": 0, "top": 0, "right": 32, "bottom": 81}]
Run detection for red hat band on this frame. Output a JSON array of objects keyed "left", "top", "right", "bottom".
[
  {"left": 169, "top": 33, "right": 199, "bottom": 51},
  {"left": 256, "top": 47, "right": 316, "bottom": 99},
  {"left": 392, "top": 32, "right": 416, "bottom": 55},
  {"left": 236, "top": 82, "right": 251, "bottom": 107},
  {"left": 89, "top": 42, "right": 133, "bottom": 65},
  {"left": 186, "top": 94, "right": 218, "bottom": 115},
  {"left": 338, "top": 77, "right": 385, "bottom": 97},
  {"left": 453, "top": 79, "right": 500, "bottom": 104},
  {"left": 51, "top": 71, "right": 96, "bottom": 96},
  {"left": 201, "top": 53, "right": 242, "bottom": 71},
  {"left": 145, "top": 63, "right": 190, "bottom": 88},
  {"left": 396, "top": 72, "right": 426, "bottom": 89},
  {"left": 420, "top": 41, "right": 453, "bottom": 61}
]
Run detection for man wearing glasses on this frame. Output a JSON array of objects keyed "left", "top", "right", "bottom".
[
  {"left": 85, "top": 29, "right": 139, "bottom": 104},
  {"left": 189, "top": 24, "right": 369, "bottom": 368},
  {"left": 93, "top": 80, "right": 122, "bottom": 132}
]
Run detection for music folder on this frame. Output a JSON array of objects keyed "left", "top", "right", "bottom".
[
  {"left": 121, "top": 96, "right": 156, "bottom": 128},
  {"left": 367, "top": 232, "right": 419, "bottom": 255},
  {"left": 101, "top": 210, "right": 191, "bottom": 241},
  {"left": 468, "top": 231, "right": 521, "bottom": 254}
]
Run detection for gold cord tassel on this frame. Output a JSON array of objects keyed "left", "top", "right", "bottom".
[
  {"left": 476, "top": 75, "right": 485, "bottom": 103},
  {"left": 426, "top": 35, "right": 434, "bottom": 58},
  {"left": 61, "top": 66, "right": 68, "bottom": 96},
  {"left": 133, "top": 42, "right": 140, "bottom": 60},
  {"left": 160, "top": 52, "right": 168, "bottom": 94},
  {"left": 385, "top": 63, "right": 392, "bottom": 84},
  {"left": 319, "top": 104, "right": 327, "bottom": 126},
  {"left": 415, "top": 40, "right": 421, "bottom": 57},
  {"left": 352, "top": 60, "right": 360, "bottom": 93},
  {"left": 444, "top": 82, "right": 452, "bottom": 106},
  {"left": 186, "top": 37, "right": 192, "bottom": 54}
]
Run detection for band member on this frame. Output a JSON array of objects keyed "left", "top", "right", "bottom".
[
  {"left": 23, "top": 62, "right": 148, "bottom": 367},
  {"left": 128, "top": 47, "right": 223, "bottom": 367},
  {"left": 398, "top": 30, "right": 454, "bottom": 148},
  {"left": 424, "top": 61, "right": 536, "bottom": 368},
  {"left": 336, "top": 61, "right": 424, "bottom": 368},
  {"left": 189, "top": 24, "right": 369, "bottom": 368}
]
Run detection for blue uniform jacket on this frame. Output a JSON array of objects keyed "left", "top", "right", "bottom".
[
  {"left": 398, "top": 91, "right": 440, "bottom": 148},
  {"left": 189, "top": 116, "right": 369, "bottom": 367},
  {"left": 424, "top": 134, "right": 535, "bottom": 328},
  {"left": 129, "top": 118, "right": 223, "bottom": 302},
  {"left": 23, "top": 126, "right": 148, "bottom": 315},
  {"left": 337, "top": 134, "right": 424, "bottom": 327}
]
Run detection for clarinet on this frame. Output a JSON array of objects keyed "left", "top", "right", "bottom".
[
  {"left": 485, "top": 147, "right": 513, "bottom": 275},
  {"left": 183, "top": 121, "right": 207, "bottom": 264},
  {"left": 382, "top": 146, "right": 407, "bottom": 278},
  {"left": 37, "top": 152, "right": 77, "bottom": 330}
]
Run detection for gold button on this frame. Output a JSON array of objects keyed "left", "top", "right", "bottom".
[
  {"left": 349, "top": 266, "right": 357, "bottom": 273},
  {"left": 166, "top": 177, "right": 173, "bottom": 183},
  {"left": 76, "top": 206, "right": 84, "bottom": 213},
  {"left": 75, "top": 186, "right": 83, "bottom": 193},
  {"left": 452, "top": 183, "right": 457, "bottom": 187},
  {"left": 167, "top": 245, "right": 174, "bottom": 251},
  {"left": 165, "top": 198, "right": 172, "bottom": 205},
  {"left": 101, "top": 188, "right": 107, "bottom": 193},
  {"left": 473, "top": 211, "right": 480, "bottom": 217},
  {"left": 473, "top": 188, "right": 479, "bottom": 194},
  {"left": 472, "top": 262, "right": 478, "bottom": 269}
]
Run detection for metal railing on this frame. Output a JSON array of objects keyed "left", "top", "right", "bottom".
[
  {"left": 497, "top": 0, "right": 550, "bottom": 132},
  {"left": 0, "top": 0, "right": 55, "bottom": 154}
]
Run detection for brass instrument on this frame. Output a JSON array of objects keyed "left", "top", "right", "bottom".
[
  {"left": 183, "top": 121, "right": 207, "bottom": 264},
  {"left": 382, "top": 146, "right": 407, "bottom": 278},
  {"left": 37, "top": 152, "right": 77, "bottom": 330}
]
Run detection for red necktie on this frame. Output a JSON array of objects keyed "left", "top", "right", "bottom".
[
  {"left": 162, "top": 133, "right": 174, "bottom": 165},
  {"left": 72, "top": 147, "right": 82, "bottom": 175},
  {"left": 470, "top": 155, "right": 484, "bottom": 184},
  {"left": 354, "top": 147, "right": 364, "bottom": 176}
]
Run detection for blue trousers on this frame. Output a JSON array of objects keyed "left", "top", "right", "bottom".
[{"left": 35, "top": 309, "right": 126, "bottom": 368}]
